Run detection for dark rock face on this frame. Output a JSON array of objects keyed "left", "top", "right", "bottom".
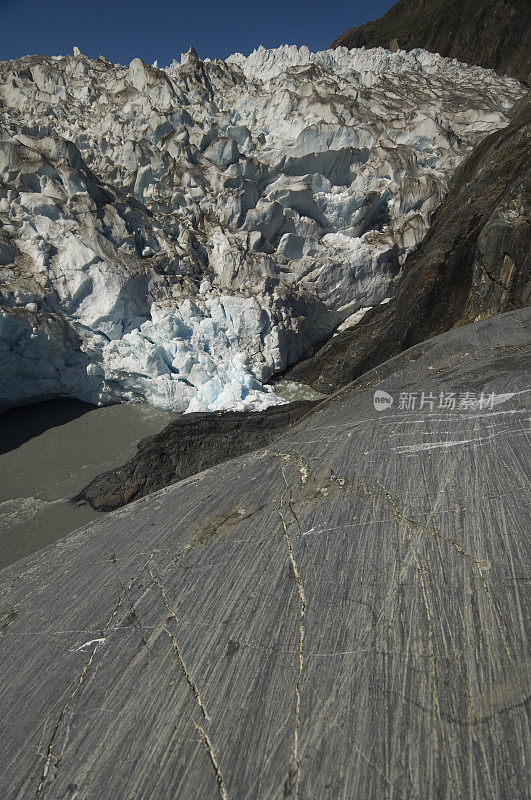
[
  {"left": 74, "top": 401, "right": 317, "bottom": 511},
  {"left": 1, "top": 309, "right": 529, "bottom": 800},
  {"left": 287, "top": 97, "right": 531, "bottom": 393},
  {"left": 332, "top": 0, "right": 531, "bottom": 84}
]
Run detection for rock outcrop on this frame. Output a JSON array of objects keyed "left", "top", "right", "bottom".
[
  {"left": 74, "top": 400, "right": 316, "bottom": 510},
  {"left": 286, "top": 95, "right": 531, "bottom": 392},
  {"left": 332, "top": 0, "right": 531, "bottom": 84},
  {"left": 0, "top": 46, "right": 524, "bottom": 411},
  {"left": 0, "top": 307, "right": 529, "bottom": 799}
]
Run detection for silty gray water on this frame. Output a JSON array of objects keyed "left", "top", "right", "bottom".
[{"left": 0, "top": 400, "right": 179, "bottom": 568}]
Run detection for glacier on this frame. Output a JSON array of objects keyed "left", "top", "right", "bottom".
[{"left": 0, "top": 44, "right": 525, "bottom": 411}]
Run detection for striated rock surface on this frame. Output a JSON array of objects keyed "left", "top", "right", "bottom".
[
  {"left": 0, "top": 46, "right": 524, "bottom": 411},
  {"left": 332, "top": 0, "right": 531, "bottom": 84},
  {"left": 286, "top": 95, "right": 531, "bottom": 393},
  {"left": 0, "top": 308, "right": 529, "bottom": 799},
  {"left": 74, "top": 400, "right": 316, "bottom": 511}
]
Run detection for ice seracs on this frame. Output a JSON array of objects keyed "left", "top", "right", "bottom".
[{"left": 0, "top": 45, "right": 525, "bottom": 411}]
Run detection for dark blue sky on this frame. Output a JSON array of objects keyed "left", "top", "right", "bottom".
[{"left": 0, "top": 0, "right": 395, "bottom": 66}]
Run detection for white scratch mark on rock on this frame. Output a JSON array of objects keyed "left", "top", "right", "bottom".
[{"left": 70, "top": 637, "right": 106, "bottom": 653}]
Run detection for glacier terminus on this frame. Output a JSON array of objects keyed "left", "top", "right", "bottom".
[{"left": 0, "top": 44, "right": 525, "bottom": 412}]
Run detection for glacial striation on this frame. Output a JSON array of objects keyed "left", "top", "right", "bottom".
[
  {"left": 0, "top": 308, "right": 529, "bottom": 799},
  {"left": 0, "top": 45, "right": 525, "bottom": 411}
]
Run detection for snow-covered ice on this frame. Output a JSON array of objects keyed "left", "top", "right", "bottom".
[{"left": 0, "top": 45, "right": 525, "bottom": 411}]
